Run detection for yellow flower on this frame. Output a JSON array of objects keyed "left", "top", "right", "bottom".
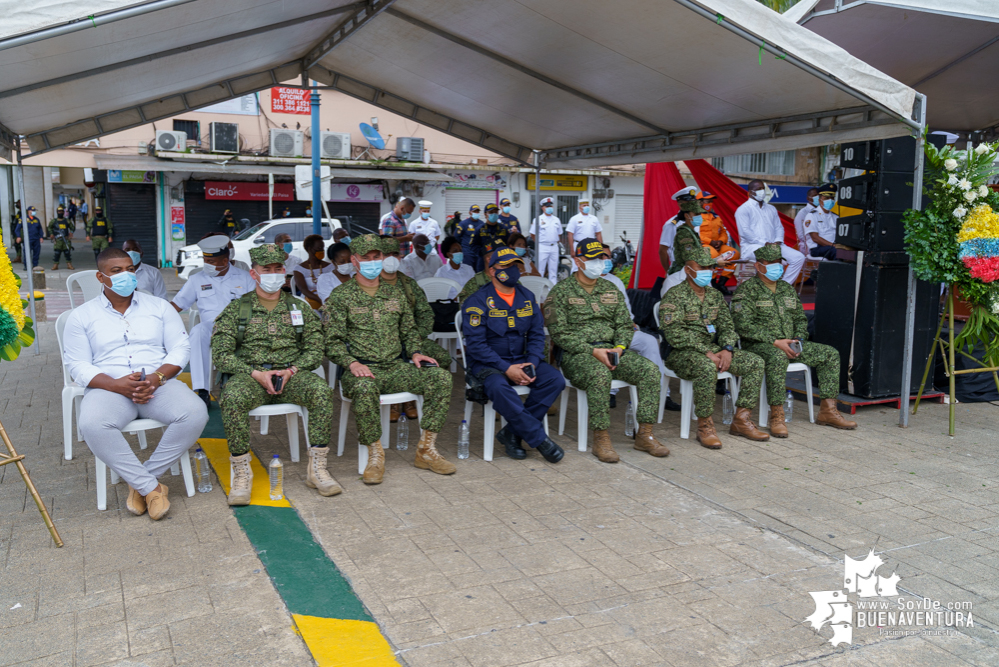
[
  {"left": 0, "top": 241, "right": 26, "bottom": 330},
  {"left": 958, "top": 204, "right": 999, "bottom": 243}
]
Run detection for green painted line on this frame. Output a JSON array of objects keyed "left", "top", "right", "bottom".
[{"left": 202, "top": 402, "right": 226, "bottom": 439}]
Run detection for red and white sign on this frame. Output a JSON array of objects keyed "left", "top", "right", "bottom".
[
  {"left": 271, "top": 87, "right": 311, "bottom": 115},
  {"left": 331, "top": 184, "right": 383, "bottom": 202},
  {"left": 205, "top": 181, "right": 295, "bottom": 201}
]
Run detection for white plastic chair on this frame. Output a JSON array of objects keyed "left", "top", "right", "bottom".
[
  {"left": 759, "top": 364, "right": 815, "bottom": 424},
  {"left": 249, "top": 404, "right": 310, "bottom": 463},
  {"left": 329, "top": 365, "right": 424, "bottom": 474},
  {"left": 187, "top": 303, "right": 200, "bottom": 332},
  {"left": 66, "top": 270, "right": 102, "bottom": 308},
  {"left": 519, "top": 276, "right": 554, "bottom": 304},
  {"left": 55, "top": 311, "right": 84, "bottom": 460},
  {"left": 96, "top": 419, "right": 195, "bottom": 511},
  {"left": 454, "top": 311, "right": 548, "bottom": 461},
  {"left": 419, "top": 277, "right": 463, "bottom": 372}
]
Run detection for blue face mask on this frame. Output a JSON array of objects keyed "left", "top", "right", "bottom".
[
  {"left": 342, "top": 236, "right": 351, "bottom": 245},
  {"left": 103, "top": 270, "right": 138, "bottom": 297},
  {"left": 126, "top": 251, "right": 141, "bottom": 266},
  {"left": 544, "top": 207, "right": 554, "bottom": 215},
  {"left": 471, "top": 213, "right": 480, "bottom": 221},
  {"left": 424, "top": 244, "right": 435, "bottom": 255},
  {"left": 514, "top": 247, "right": 527, "bottom": 257},
  {"left": 487, "top": 213, "right": 499, "bottom": 223},
  {"left": 761, "top": 263, "right": 785, "bottom": 281},
  {"left": 502, "top": 206, "right": 511, "bottom": 214},
  {"left": 451, "top": 252, "right": 463, "bottom": 265},
  {"left": 603, "top": 259, "right": 613, "bottom": 275},
  {"left": 689, "top": 269, "right": 712, "bottom": 287},
  {"left": 822, "top": 199, "right": 835, "bottom": 211},
  {"left": 282, "top": 242, "right": 294, "bottom": 254},
  {"left": 811, "top": 196, "right": 820, "bottom": 207},
  {"left": 358, "top": 260, "right": 383, "bottom": 279},
  {"left": 582, "top": 206, "right": 591, "bottom": 214},
  {"left": 691, "top": 215, "right": 703, "bottom": 228},
  {"left": 401, "top": 212, "right": 411, "bottom": 220}
]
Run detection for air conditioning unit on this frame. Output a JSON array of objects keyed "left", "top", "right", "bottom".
[
  {"left": 209, "top": 122, "right": 239, "bottom": 154},
  {"left": 396, "top": 136, "right": 424, "bottom": 161},
  {"left": 269, "top": 128, "right": 304, "bottom": 158},
  {"left": 321, "top": 131, "right": 351, "bottom": 159},
  {"left": 155, "top": 130, "right": 186, "bottom": 152}
]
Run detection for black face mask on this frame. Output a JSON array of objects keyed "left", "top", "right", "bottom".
[{"left": 496, "top": 265, "right": 521, "bottom": 287}]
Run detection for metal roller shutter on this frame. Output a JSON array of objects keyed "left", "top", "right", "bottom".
[
  {"left": 106, "top": 183, "right": 157, "bottom": 264},
  {"left": 326, "top": 201, "right": 381, "bottom": 236},
  {"left": 444, "top": 189, "right": 497, "bottom": 221},
  {"left": 612, "top": 194, "right": 644, "bottom": 249}
]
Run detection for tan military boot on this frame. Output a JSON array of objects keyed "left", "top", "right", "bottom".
[
  {"left": 768, "top": 405, "right": 788, "bottom": 438},
  {"left": 816, "top": 399, "right": 858, "bottom": 430},
  {"left": 415, "top": 431, "right": 456, "bottom": 475},
  {"left": 145, "top": 484, "right": 170, "bottom": 521},
  {"left": 404, "top": 401, "right": 418, "bottom": 419},
  {"left": 305, "top": 446, "right": 342, "bottom": 496},
  {"left": 634, "top": 424, "right": 669, "bottom": 457},
  {"left": 390, "top": 404, "right": 401, "bottom": 423},
  {"left": 547, "top": 403, "right": 559, "bottom": 416},
  {"left": 729, "top": 407, "right": 770, "bottom": 441},
  {"left": 52, "top": 263, "right": 59, "bottom": 270},
  {"left": 67, "top": 262, "right": 74, "bottom": 270},
  {"left": 697, "top": 417, "right": 723, "bottom": 449},
  {"left": 228, "top": 454, "right": 253, "bottom": 505},
  {"left": 592, "top": 429, "right": 619, "bottom": 463},
  {"left": 363, "top": 441, "right": 385, "bottom": 484}
]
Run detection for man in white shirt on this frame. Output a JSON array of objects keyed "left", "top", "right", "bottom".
[
  {"left": 274, "top": 232, "right": 307, "bottom": 292},
  {"left": 566, "top": 199, "right": 603, "bottom": 274},
  {"left": 734, "top": 180, "right": 804, "bottom": 284},
  {"left": 408, "top": 200, "right": 442, "bottom": 246},
  {"left": 793, "top": 188, "right": 820, "bottom": 256},
  {"left": 434, "top": 236, "right": 474, "bottom": 299},
  {"left": 803, "top": 182, "right": 840, "bottom": 260},
  {"left": 400, "top": 233, "right": 443, "bottom": 280},
  {"left": 64, "top": 248, "right": 208, "bottom": 521},
  {"left": 529, "top": 196, "right": 563, "bottom": 283},
  {"left": 171, "top": 235, "right": 253, "bottom": 406},
  {"left": 122, "top": 239, "right": 167, "bottom": 300}
]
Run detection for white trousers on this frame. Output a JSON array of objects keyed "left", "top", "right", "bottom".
[
  {"left": 188, "top": 322, "right": 213, "bottom": 391},
  {"left": 537, "top": 244, "right": 560, "bottom": 283},
  {"left": 742, "top": 244, "right": 805, "bottom": 284},
  {"left": 610, "top": 331, "right": 670, "bottom": 397}
]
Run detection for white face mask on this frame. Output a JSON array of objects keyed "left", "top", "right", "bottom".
[
  {"left": 202, "top": 263, "right": 223, "bottom": 278},
  {"left": 256, "top": 272, "right": 285, "bottom": 293},
  {"left": 382, "top": 256, "right": 400, "bottom": 274},
  {"left": 582, "top": 259, "right": 604, "bottom": 279},
  {"left": 336, "top": 262, "right": 354, "bottom": 275}
]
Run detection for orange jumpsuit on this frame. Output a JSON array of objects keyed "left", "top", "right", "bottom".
[{"left": 698, "top": 212, "right": 740, "bottom": 278}]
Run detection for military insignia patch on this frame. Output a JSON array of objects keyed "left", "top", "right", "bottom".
[
  {"left": 508, "top": 316, "right": 515, "bottom": 328},
  {"left": 804, "top": 220, "right": 812, "bottom": 227},
  {"left": 250, "top": 317, "right": 264, "bottom": 324},
  {"left": 663, "top": 313, "right": 673, "bottom": 323},
  {"left": 486, "top": 296, "right": 497, "bottom": 309},
  {"left": 489, "top": 309, "right": 507, "bottom": 317},
  {"left": 373, "top": 311, "right": 381, "bottom": 321},
  {"left": 591, "top": 303, "right": 601, "bottom": 313},
  {"left": 516, "top": 303, "right": 533, "bottom": 317},
  {"left": 466, "top": 306, "right": 484, "bottom": 315},
  {"left": 600, "top": 293, "right": 618, "bottom": 304},
  {"left": 662, "top": 303, "right": 677, "bottom": 311},
  {"left": 733, "top": 303, "right": 743, "bottom": 312},
  {"left": 757, "top": 300, "right": 773, "bottom": 307},
  {"left": 350, "top": 307, "right": 369, "bottom": 315},
  {"left": 785, "top": 298, "right": 797, "bottom": 307},
  {"left": 569, "top": 298, "right": 586, "bottom": 305},
  {"left": 470, "top": 314, "right": 481, "bottom": 326},
  {"left": 268, "top": 323, "right": 277, "bottom": 334},
  {"left": 385, "top": 300, "right": 401, "bottom": 312}
]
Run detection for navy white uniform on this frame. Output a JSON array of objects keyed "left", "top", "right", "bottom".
[{"left": 529, "top": 199, "right": 563, "bottom": 283}]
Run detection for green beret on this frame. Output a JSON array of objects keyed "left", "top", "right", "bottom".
[
  {"left": 687, "top": 244, "right": 717, "bottom": 267},
  {"left": 755, "top": 243, "right": 783, "bottom": 263},
  {"left": 679, "top": 199, "right": 706, "bottom": 214},
  {"left": 351, "top": 234, "right": 382, "bottom": 256},
  {"left": 380, "top": 236, "right": 400, "bottom": 254},
  {"left": 249, "top": 243, "right": 288, "bottom": 266}
]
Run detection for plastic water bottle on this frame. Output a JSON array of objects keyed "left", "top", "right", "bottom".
[
  {"left": 722, "top": 391, "right": 734, "bottom": 425},
  {"left": 397, "top": 413, "right": 409, "bottom": 451},
  {"left": 193, "top": 447, "right": 212, "bottom": 493},
  {"left": 785, "top": 391, "right": 794, "bottom": 422},
  {"left": 269, "top": 455, "right": 283, "bottom": 500},
  {"left": 457, "top": 420, "right": 470, "bottom": 460},
  {"left": 625, "top": 402, "right": 635, "bottom": 437}
]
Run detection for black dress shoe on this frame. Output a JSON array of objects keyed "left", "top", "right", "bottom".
[
  {"left": 197, "top": 389, "right": 211, "bottom": 408},
  {"left": 609, "top": 393, "right": 617, "bottom": 409},
  {"left": 664, "top": 396, "right": 681, "bottom": 412},
  {"left": 496, "top": 425, "right": 527, "bottom": 459},
  {"left": 536, "top": 437, "right": 564, "bottom": 463}
]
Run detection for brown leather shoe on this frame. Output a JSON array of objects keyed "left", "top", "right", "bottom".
[
  {"left": 67, "top": 263, "right": 74, "bottom": 270},
  {"left": 547, "top": 402, "right": 559, "bottom": 416},
  {"left": 697, "top": 417, "right": 723, "bottom": 449},
  {"left": 816, "top": 399, "right": 857, "bottom": 430},
  {"left": 403, "top": 401, "right": 418, "bottom": 420},
  {"left": 768, "top": 405, "right": 788, "bottom": 438},
  {"left": 363, "top": 441, "right": 385, "bottom": 484},
  {"left": 52, "top": 263, "right": 59, "bottom": 270},
  {"left": 592, "top": 429, "right": 619, "bottom": 463},
  {"left": 145, "top": 484, "right": 170, "bottom": 521},
  {"left": 126, "top": 485, "right": 147, "bottom": 516},
  {"left": 414, "top": 431, "right": 456, "bottom": 475},
  {"left": 390, "top": 404, "right": 400, "bottom": 423},
  {"left": 634, "top": 424, "right": 669, "bottom": 457},
  {"left": 730, "top": 407, "right": 770, "bottom": 441}
]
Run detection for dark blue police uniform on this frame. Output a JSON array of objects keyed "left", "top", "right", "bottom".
[
  {"left": 471, "top": 221, "right": 513, "bottom": 272},
  {"left": 15, "top": 213, "right": 44, "bottom": 268},
  {"left": 462, "top": 282, "right": 565, "bottom": 450},
  {"left": 456, "top": 215, "right": 480, "bottom": 269}
]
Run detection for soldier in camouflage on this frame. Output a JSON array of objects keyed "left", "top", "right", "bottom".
[
  {"left": 380, "top": 236, "right": 452, "bottom": 421},
  {"left": 85, "top": 205, "right": 113, "bottom": 260},
  {"left": 659, "top": 245, "right": 770, "bottom": 448},
  {"left": 48, "top": 205, "right": 75, "bottom": 270},
  {"left": 546, "top": 238, "right": 669, "bottom": 463},
  {"left": 661, "top": 189, "right": 708, "bottom": 296},
  {"left": 731, "top": 243, "right": 856, "bottom": 434},
  {"left": 457, "top": 246, "right": 503, "bottom": 303},
  {"left": 324, "top": 234, "right": 455, "bottom": 484},
  {"left": 211, "top": 243, "right": 340, "bottom": 505}
]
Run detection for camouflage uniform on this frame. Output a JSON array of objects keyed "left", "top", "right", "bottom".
[
  {"left": 211, "top": 245, "right": 334, "bottom": 456},
  {"left": 659, "top": 281, "right": 765, "bottom": 418},
  {"left": 666, "top": 224, "right": 703, "bottom": 276},
  {"left": 85, "top": 213, "right": 113, "bottom": 259},
  {"left": 323, "top": 242, "right": 452, "bottom": 446},
  {"left": 457, "top": 270, "right": 490, "bottom": 303},
  {"left": 545, "top": 275, "right": 660, "bottom": 430},
  {"left": 732, "top": 269, "right": 840, "bottom": 405},
  {"left": 47, "top": 214, "right": 75, "bottom": 264}
]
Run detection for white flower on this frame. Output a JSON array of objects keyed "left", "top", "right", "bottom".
[
  {"left": 965, "top": 190, "right": 978, "bottom": 202},
  {"left": 954, "top": 206, "right": 968, "bottom": 218},
  {"left": 980, "top": 185, "right": 990, "bottom": 197},
  {"left": 959, "top": 178, "right": 973, "bottom": 191},
  {"left": 975, "top": 144, "right": 990, "bottom": 155},
  {"left": 945, "top": 158, "right": 959, "bottom": 171},
  {"left": 948, "top": 174, "right": 959, "bottom": 186}
]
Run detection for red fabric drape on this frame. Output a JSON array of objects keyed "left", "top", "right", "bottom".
[
  {"left": 632, "top": 162, "right": 686, "bottom": 289},
  {"left": 685, "top": 159, "right": 798, "bottom": 248}
]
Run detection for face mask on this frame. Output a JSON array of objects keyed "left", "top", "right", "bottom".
[
  {"left": 358, "top": 260, "right": 383, "bottom": 279},
  {"left": 450, "top": 252, "right": 464, "bottom": 265},
  {"left": 126, "top": 251, "right": 141, "bottom": 266},
  {"left": 751, "top": 189, "right": 766, "bottom": 202},
  {"left": 471, "top": 213, "right": 480, "bottom": 221},
  {"left": 582, "top": 259, "right": 604, "bottom": 279},
  {"left": 487, "top": 213, "right": 499, "bottom": 223},
  {"left": 502, "top": 206, "right": 511, "bottom": 214},
  {"left": 497, "top": 264, "right": 521, "bottom": 286},
  {"left": 381, "top": 256, "right": 400, "bottom": 274},
  {"left": 314, "top": 251, "right": 324, "bottom": 260},
  {"left": 822, "top": 199, "right": 835, "bottom": 211},
  {"left": 256, "top": 273, "right": 285, "bottom": 293},
  {"left": 691, "top": 215, "right": 703, "bottom": 228},
  {"left": 102, "top": 271, "right": 137, "bottom": 297},
  {"left": 688, "top": 268, "right": 712, "bottom": 287},
  {"left": 603, "top": 259, "right": 613, "bottom": 275},
  {"left": 423, "top": 244, "right": 435, "bottom": 255},
  {"left": 811, "top": 196, "right": 820, "bottom": 207},
  {"left": 582, "top": 206, "right": 591, "bottom": 214},
  {"left": 342, "top": 236, "right": 351, "bottom": 245},
  {"left": 305, "top": 210, "right": 312, "bottom": 216},
  {"left": 421, "top": 212, "right": 430, "bottom": 220},
  {"left": 282, "top": 242, "right": 294, "bottom": 254},
  {"left": 336, "top": 262, "right": 354, "bottom": 275},
  {"left": 544, "top": 207, "right": 554, "bottom": 215},
  {"left": 762, "top": 263, "right": 785, "bottom": 281},
  {"left": 401, "top": 212, "right": 411, "bottom": 220},
  {"left": 202, "top": 263, "right": 223, "bottom": 278},
  {"left": 514, "top": 247, "right": 527, "bottom": 257}
]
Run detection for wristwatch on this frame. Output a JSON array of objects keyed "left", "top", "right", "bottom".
[
  {"left": 722, "top": 345, "right": 734, "bottom": 352},
  {"left": 153, "top": 371, "right": 166, "bottom": 385}
]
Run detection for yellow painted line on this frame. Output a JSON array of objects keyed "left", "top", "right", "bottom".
[
  {"left": 198, "top": 437, "right": 292, "bottom": 508},
  {"left": 293, "top": 616, "right": 399, "bottom": 667},
  {"left": 176, "top": 372, "right": 192, "bottom": 389}
]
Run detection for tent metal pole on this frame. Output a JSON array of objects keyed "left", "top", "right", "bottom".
[
  {"left": 14, "top": 141, "right": 39, "bottom": 355},
  {"left": 311, "top": 83, "right": 321, "bottom": 237},
  {"left": 534, "top": 151, "right": 541, "bottom": 262},
  {"left": 899, "top": 93, "right": 927, "bottom": 427}
]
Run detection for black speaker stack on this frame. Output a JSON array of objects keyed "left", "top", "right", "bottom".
[{"left": 811, "top": 136, "right": 941, "bottom": 399}]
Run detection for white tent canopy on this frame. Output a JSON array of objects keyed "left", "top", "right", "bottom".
[
  {"left": 0, "top": 0, "right": 920, "bottom": 166},
  {"left": 786, "top": 0, "right": 999, "bottom": 133}
]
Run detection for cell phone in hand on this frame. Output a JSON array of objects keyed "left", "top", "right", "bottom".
[
  {"left": 789, "top": 340, "right": 803, "bottom": 355},
  {"left": 607, "top": 350, "right": 620, "bottom": 366},
  {"left": 139, "top": 368, "right": 146, "bottom": 381},
  {"left": 272, "top": 374, "right": 284, "bottom": 392},
  {"left": 421, "top": 360, "right": 439, "bottom": 367},
  {"left": 523, "top": 364, "right": 536, "bottom": 379}
]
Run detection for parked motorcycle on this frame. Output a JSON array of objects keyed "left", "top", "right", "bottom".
[{"left": 611, "top": 231, "right": 635, "bottom": 270}]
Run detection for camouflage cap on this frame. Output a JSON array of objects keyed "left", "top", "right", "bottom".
[
  {"left": 686, "top": 244, "right": 717, "bottom": 267},
  {"left": 678, "top": 197, "right": 706, "bottom": 214},
  {"left": 380, "top": 236, "right": 400, "bottom": 254},
  {"left": 249, "top": 243, "right": 288, "bottom": 266},
  {"left": 755, "top": 243, "right": 783, "bottom": 263},
  {"left": 351, "top": 233, "right": 383, "bottom": 255}
]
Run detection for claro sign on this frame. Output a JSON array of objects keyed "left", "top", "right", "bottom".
[{"left": 204, "top": 181, "right": 295, "bottom": 201}]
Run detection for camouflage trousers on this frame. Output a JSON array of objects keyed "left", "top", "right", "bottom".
[
  {"left": 219, "top": 370, "right": 334, "bottom": 455},
  {"left": 91, "top": 236, "right": 110, "bottom": 258},
  {"left": 561, "top": 350, "right": 660, "bottom": 430},
  {"left": 341, "top": 360, "right": 452, "bottom": 446},
  {"left": 666, "top": 348, "right": 764, "bottom": 418},
  {"left": 422, "top": 337, "right": 453, "bottom": 368},
  {"left": 52, "top": 243, "right": 72, "bottom": 263},
  {"left": 744, "top": 341, "right": 841, "bottom": 404}
]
